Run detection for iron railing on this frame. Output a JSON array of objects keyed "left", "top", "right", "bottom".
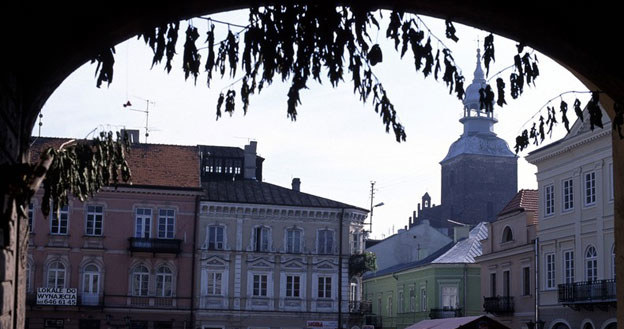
[
  {"left": 483, "top": 296, "right": 514, "bottom": 314},
  {"left": 128, "top": 237, "right": 182, "bottom": 254},
  {"left": 429, "top": 307, "right": 463, "bottom": 319},
  {"left": 558, "top": 279, "right": 616, "bottom": 303},
  {"left": 349, "top": 301, "right": 372, "bottom": 313}
]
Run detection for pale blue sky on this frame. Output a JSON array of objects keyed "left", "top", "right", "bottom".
[{"left": 38, "top": 10, "right": 588, "bottom": 239}]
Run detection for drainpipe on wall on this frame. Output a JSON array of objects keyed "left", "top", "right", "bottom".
[
  {"left": 535, "top": 237, "right": 539, "bottom": 324},
  {"left": 463, "top": 263, "right": 467, "bottom": 316},
  {"left": 190, "top": 195, "right": 200, "bottom": 328},
  {"left": 338, "top": 208, "right": 345, "bottom": 329}
]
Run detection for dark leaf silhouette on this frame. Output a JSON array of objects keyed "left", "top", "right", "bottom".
[
  {"left": 574, "top": 98, "right": 584, "bottom": 122},
  {"left": 538, "top": 115, "right": 545, "bottom": 142},
  {"left": 368, "top": 44, "right": 383, "bottom": 66},
  {"left": 514, "top": 129, "right": 529, "bottom": 153},
  {"left": 225, "top": 90, "right": 236, "bottom": 116},
  {"left": 496, "top": 78, "right": 507, "bottom": 107},
  {"left": 483, "top": 33, "right": 495, "bottom": 76},
  {"left": 445, "top": 20, "right": 459, "bottom": 42},
  {"left": 165, "top": 23, "right": 179, "bottom": 73},
  {"left": 205, "top": 24, "right": 216, "bottom": 87},
  {"left": 216, "top": 92, "right": 224, "bottom": 119},
  {"left": 530, "top": 123, "right": 539, "bottom": 145},
  {"left": 479, "top": 85, "right": 495, "bottom": 113},
  {"left": 587, "top": 91, "right": 603, "bottom": 130},
  {"left": 560, "top": 100, "right": 570, "bottom": 132},
  {"left": 546, "top": 106, "right": 557, "bottom": 136},
  {"left": 182, "top": 26, "right": 201, "bottom": 83},
  {"left": 92, "top": 47, "right": 116, "bottom": 88}
]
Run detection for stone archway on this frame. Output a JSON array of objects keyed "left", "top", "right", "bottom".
[{"left": 1, "top": 1, "right": 623, "bottom": 328}]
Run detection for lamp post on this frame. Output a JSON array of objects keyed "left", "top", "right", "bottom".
[{"left": 369, "top": 202, "right": 384, "bottom": 233}]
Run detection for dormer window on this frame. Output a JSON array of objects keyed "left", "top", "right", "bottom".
[{"left": 502, "top": 226, "right": 513, "bottom": 242}]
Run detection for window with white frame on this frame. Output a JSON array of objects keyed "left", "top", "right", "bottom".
[
  {"left": 132, "top": 265, "right": 150, "bottom": 296},
  {"left": 545, "top": 184, "right": 555, "bottom": 216},
  {"left": 350, "top": 281, "right": 357, "bottom": 302},
  {"left": 584, "top": 171, "right": 596, "bottom": 206},
  {"left": 86, "top": 205, "right": 103, "bottom": 236},
  {"left": 135, "top": 208, "right": 152, "bottom": 238},
  {"left": 317, "top": 276, "right": 332, "bottom": 298},
  {"left": 585, "top": 246, "right": 598, "bottom": 282},
  {"left": 318, "top": 229, "right": 334, "bottom": 255},
  {"left": 522, "top": 267, "right": 531, "bottom": 296},
  {"left": 563, "top": 250, "right": 575, "bottom": 284},
  {"left": 156, "top": 266, "right": 173, "bottom": 297},
  {"left": 28, "top": 203, "right": 34, "bottom": 233},
  {"left": 253, "top": 274, "right": 268, "bottom": 297},
  {"left": 158, "top": 208, "right": 175, "bottom": 239},
  {"left": 387, "top": 295, "right": 393, "bottom": 315},
  {"left": 47, "top": 261, "right": 66, "bottom": 289},
  {"left": 207, "top": 225, "right": 225, "bottom": 250},
  {"left": 50, "top": 205, "right": 69, "bottom": 235},
  {"left": 206, "top": 272, "right": 222, "bottom": 295},
  {"left": 409, "top": 288, "right": 415, "bottom": 312},
  {"left": 420, "top": 287, "right": 427, "bottom": 312},
  {"left": 398, "top": 291, "right": 404, "bottom": 313},
  {"left": 546, "top": 253, "right": 556, "bottom": 289},
  {"left": 82, "top": 264, "right": 100, "bottom": 305},
  {"left": 563, "top": 179, "right": 574, "bottom": 211},
  {"left": 234, "top": 160, "right": 242, "bottom": 174},
  {"left": 441, "top": 286, "right": 458, "bottom": 308},
  {"left": 286, "top": 275, "right": 301, "bottom": 298},
  {"left": 254, "top": 226, "right": 270, "bottom": 252},
  {"left": 286, "top": 228, "right": 302, "bottom": 253},
  {"left": 352, "top": 232, "right": 361, "bottom": 253}
]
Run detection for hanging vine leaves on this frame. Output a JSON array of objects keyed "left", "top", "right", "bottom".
[
  {"left": 205, "top": 24, "right": 216, "bottom": 87},
  {"left": 587, "top": 91, "right": 603, "bottom": 130},
  {"left": 483, "top": 33, "right": 495, "bottom": 76},
  {"left": 614, "top": 102, "right": 624, "bottom": 139},
  {"left": 92, "top": 47, "right": 115, "bottom": 88},
  {"left": 445, "top": 20, "right": 459, "bottom": 42},
  {"left": 560, "top": 100, "right": 570, "bottom": 132},
  {"left": 39, "top": 132, "right": 131, "bottom": 217},
  {"left": 496, "top": 78, "right": 507, "bottom": 107},
  {"left": 574, "top": 98, "right": 584, "bottom": 122},
  {"left": 182, "top": 26, "right": 201, "bottom": 83}
]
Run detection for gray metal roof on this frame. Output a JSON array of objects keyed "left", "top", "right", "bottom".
[
  {"left": 432, "top": 222, "right": 488, "bottom": 263},
  {"left": 441, "top": 134, "right": 515, "bottom": 163}
]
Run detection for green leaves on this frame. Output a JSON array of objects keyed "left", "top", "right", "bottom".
[
  {"left": 40, "top": 132, "right": 131, "bottom": 217},
  {"left": 349, "top": 251, "right": 378, "bottom": 277}
]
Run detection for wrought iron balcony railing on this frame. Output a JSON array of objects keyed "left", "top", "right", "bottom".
[
  {"left": 483, "top": 296, "right": 514, "bottom": 314},
  {"left": 429, "top": 307, "right": 463, "bottom": 319},
  {"left": 128, "top": 237, "right": 182, "bottom": 254},
  {"left": 349, "top": 301, "right": 372, "bottom": 313},
  {"left": 558, "top": 279, "right": 616, "bottom": 304}
]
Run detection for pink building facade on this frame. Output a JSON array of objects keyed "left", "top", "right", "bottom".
[{"left": 26, "top": 138, "right": 201, "bottom": 329}]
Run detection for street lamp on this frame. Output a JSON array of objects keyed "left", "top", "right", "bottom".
[{"left": 369, "top": 202, "right": 384, "bottom": 233}]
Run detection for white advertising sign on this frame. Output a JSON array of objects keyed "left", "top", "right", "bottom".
[
  {"left": 307, "top": 321, "right": 338, "bottom": 328},
  {"left": 37, "top": 288, "right": 77, "bottom": 305}
]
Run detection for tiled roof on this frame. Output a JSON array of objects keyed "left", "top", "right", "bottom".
[
  {"left": 498, "top": 189, "right": 538, "bottom": 217},
  {"left": 431, "top": 222, "right": 488, "bottom": 264},
  {"left": 29, "top": 137, "right": 201, "bottom": 189},
  {"left": 202, "top": 180, "right": 366, "bottom": 211}
]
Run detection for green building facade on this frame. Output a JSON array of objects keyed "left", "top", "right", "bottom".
[{"left": 362, "top": 223, "right": 486, "bottom": 329}]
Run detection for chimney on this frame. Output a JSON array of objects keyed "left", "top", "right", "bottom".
[
  {"left": 120, "top": 129, "right": 140, "bottom": 144},
  {"left": 453, "top": 225, "right": 470, "bottom": 243},
  {"left": 243, "top": 141, "right": 257, "bottom": 180},
  {"left": 292, "top": 178, "right": 301, "bottom": 192}
]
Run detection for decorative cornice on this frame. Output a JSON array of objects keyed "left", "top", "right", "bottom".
[{"left": 526, "top": 129, "right": 610, "bottom": 164}]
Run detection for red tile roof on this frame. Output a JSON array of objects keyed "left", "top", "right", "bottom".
[
  {"left": 498, "top": 189, "right": 538, "bottom": 217},
  {"left": 30, "top": 137, "right": 200, "bottom": 189}
]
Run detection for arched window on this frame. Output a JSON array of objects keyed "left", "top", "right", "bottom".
[
  {"left": 585, "top": 246, "right": 598, "bottom": 282},
  {"left": 156, "top": 266, "right": 173, "bottom": 297},
  {"left": 582, "top": 322, "right": 594, "bottom": 329},
  {"left": 82, "top": 264, "right": 100, "bottom": 305},
  {"left": 502, "top": 226, "right": 513, "bottom": 242},
  {"left": 132, "top": 265, "right": 150, "bottom": 296},
  {"left": 47, "top": 261, "right": 66, "bottom": 288}
]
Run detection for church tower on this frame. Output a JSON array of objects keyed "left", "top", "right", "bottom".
[{"left": 439, "top": 49, "right": 518, "bottom": 223}]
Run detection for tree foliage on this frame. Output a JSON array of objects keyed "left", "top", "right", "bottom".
[
  {"left": 38, "top": 132, "right": 132, "bottom": 216},
  {"left": 349, "top": 251, "right": 378, "bottom": 278},
  {"left": 89, "top": 4, "right": 624, "bottom": 149}
]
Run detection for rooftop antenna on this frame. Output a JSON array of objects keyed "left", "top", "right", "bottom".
[{"left": 123, "top": 96, "right": 155, "bottom": 143}]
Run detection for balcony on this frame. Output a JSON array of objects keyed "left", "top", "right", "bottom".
[
  {"left": 558, "top": 279, "right": 616, "bottom": 310},
  {"left": 128, "top": 238, "right": 182, "bottom": 254},
  {"left": 429, "top": 307, "right": 463, "bottom": 319},
  {"left": 349, "top": 301, "right": 372, "bottom": 314},
  {"left": 483, "top": 296, "right": 514, "bottom": 314}
]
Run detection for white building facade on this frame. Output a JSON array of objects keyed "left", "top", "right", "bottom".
[
  {"left": 526, "top": 109, "right": 616, "bottom": 329},
  {"left": 193, "top": 180, "right": 368, "bottom": 329}
]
